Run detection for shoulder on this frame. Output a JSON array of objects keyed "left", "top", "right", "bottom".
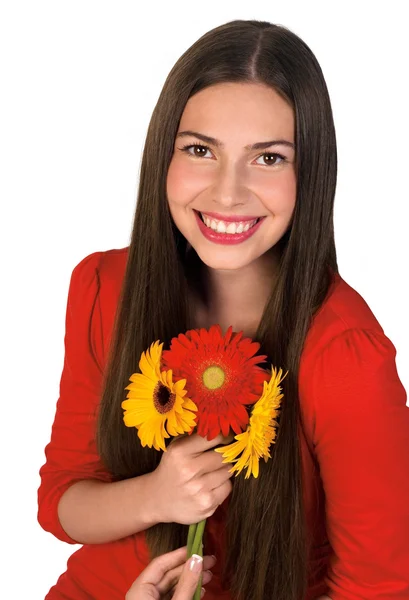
[
  {"left": 69, "top": 247, "right": 129, "bottom": 306},
  {"left": 98, "top": 246, "right": 129, "bottom": 284},
  {"left": 70, "top": 247, "right": 129, "bottom": 286},
  {"left": 68, "top": 247, "right": 129, "bottom": 369},
  {"left": 300, "top": 271, "right": 399, "bottom": 383},
  {"left": 299, "top": 273, "right": 404, "bottom": 443},
  {"left": 302, "top": 272, "right": 386, "bottom": 361}
]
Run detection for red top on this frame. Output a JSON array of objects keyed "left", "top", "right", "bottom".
[{"left": 38, "top": 248, "right": 409, "bottom": 600}]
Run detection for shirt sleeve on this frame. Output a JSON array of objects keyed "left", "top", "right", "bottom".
[
  {"left": 312, "top": 327, "right": 409, "bottom": 599},
  {"left": 37, "top": 252, "right": 112, "bottom": 544}
]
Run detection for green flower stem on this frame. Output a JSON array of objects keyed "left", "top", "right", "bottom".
[
  {"left": 186, "top": 519, "right": 206, "bottom": 600},
  {"left": 191, "top": 519, "right": 206, "bottom": 600},
  {"left": 191, "top": 518, "right": 206, "bottom": 556},
  {"left": 187, "top": 522, "right": 197, "bottom": 557},
  {"left": 193, "top": 572, "right": 203, "bottom": 600}
]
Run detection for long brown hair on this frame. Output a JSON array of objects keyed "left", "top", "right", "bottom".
[{"left": 97, "top": 19, "right": 337, "bottom": 600}]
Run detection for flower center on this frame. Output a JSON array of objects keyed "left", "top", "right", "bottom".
[
  {"left": 202, "top": 365, "right": 225, "bottom": 390},
  {"left": 153, "top": 382, "right": 176, "bottom": 414}
]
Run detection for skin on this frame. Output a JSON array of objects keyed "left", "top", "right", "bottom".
[
  {"left": 166, "top": 81, "right": 297, "bottom": 337},
  {"left": 126, "top": 547, "right": 216, "bottom": 600}
]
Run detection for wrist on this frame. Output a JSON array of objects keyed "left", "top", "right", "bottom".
[{"left": 134, "top": 470, "right": 164, "bottom": 527}]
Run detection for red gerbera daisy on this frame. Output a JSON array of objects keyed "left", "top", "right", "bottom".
[{"left": 161, "top": 324, "right": 270, "bottom": 440}]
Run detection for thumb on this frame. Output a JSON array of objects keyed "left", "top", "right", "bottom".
[{"left": 172, "top": 554, "right": 203, "bottom": 600}]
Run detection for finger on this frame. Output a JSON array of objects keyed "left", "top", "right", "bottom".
[
  {"left": 201, "top": 568, "right": 214, "bottom": 587},
  {"left": 194, "top": 449, "right": 233, "bottom": 476},
  {"left": 172, "top": 554, "right": 204, "bottom": 600},
  {"left": 133, "top": 546, "right": 188, "bottom": 586},
  {"left": 125, "top": 580, "right": 160, "bottom": 599},
  {"left": 155, "top": 564, "right": 184, "bottom": 595},
  {"left": 177, "top": 433, "right": 234, "bottom": 455},
  {"left": 156, "top": 554, "right": 216, "bottom": 595},
  {"left": 211, "top": 479, "right": 233, "bottom": 509},
  {"left": 167, "top": 569, "right": 213, "bottom": 599},
  {"left": 202, "top": 555, "right": 217, "bottom": 571},
  {"left": 200, "top": 465, "right": 233, "bottom": 491}
]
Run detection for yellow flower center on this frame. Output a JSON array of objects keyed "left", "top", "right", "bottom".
[
  {"left": 153, "top": 382, "right": 176, "bottom": 414},
  {"left": 202, "top": 365, "right": 225, "bottom": 390}
]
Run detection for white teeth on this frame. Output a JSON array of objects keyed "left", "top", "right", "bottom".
[{"left": 200, "top": 213, "right": 259, "bottom": 235}]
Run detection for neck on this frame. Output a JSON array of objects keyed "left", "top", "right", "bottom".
[{"left": 189, "top": 247, "right": 280, "bottom": 338}]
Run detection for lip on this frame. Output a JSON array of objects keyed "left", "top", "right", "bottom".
[
  {"left": 194, "top": 210, "right": 265, "bottom": 245},
  {"left": 197, "top": 210, "right": 263, "bottom": 223}
]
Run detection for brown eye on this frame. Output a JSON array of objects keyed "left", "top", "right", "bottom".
[
  {"left": 179, "top": 144, "right": 211, "bottom": 158},
  {"left": 256, "top": 153, "right": 285, "bottom": 166},
  {"left": 193, "top": 145, "right": 208, "bottom": 156},
  {"left": 264, "top": 154, "right": 277, "bottom": 165}
]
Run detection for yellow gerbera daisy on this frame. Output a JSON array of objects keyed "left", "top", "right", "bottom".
[
  {"left": 214, "top": 367, "right": 286, "bottom": 478},
  {"left": 121, "top": 340, "right": 198, "bottom": 451}
]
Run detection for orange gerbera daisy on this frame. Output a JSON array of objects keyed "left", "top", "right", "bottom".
[{"left": 161, "top": 325, "right": 270, "bottom": 440}]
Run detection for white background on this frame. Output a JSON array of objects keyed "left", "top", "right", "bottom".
[{"left": 1, "top": 1, "right": 408, "bottom": 598}]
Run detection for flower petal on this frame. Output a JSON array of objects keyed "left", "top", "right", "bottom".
[{"left": 123, "top": 345, "right": 196, "bottom": 449}]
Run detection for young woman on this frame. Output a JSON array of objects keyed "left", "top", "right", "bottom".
[{"left": 37, "top": 19, "right": 409, "bottom": 600}]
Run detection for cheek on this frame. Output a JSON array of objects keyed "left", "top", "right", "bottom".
[
  {"left": 264, "top": 171, "right": 297, "bottom": 215},
  {"left": 166, "top": 159, "right": 183, "bottom": 205},
  {"left": 166, "top": 157, "right": 207, "bottom": 206}
]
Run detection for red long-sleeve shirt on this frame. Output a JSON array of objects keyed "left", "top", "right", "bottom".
[{"left": 38, "top": 248, "right": 409, "bottom": 599}]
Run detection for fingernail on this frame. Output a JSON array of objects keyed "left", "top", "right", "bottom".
[
  {"left": 189, "top": 554, "right": 203, "bottom": 573},
  {"left": 200, "top": 587, "right": 206, "bottom": 598},
  {"left": 211, "top": 555, "right": 217, "bottom": 561}
]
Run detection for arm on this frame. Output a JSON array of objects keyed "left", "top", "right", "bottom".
[
  {"left": 57, "top": 473, "right": 161, "bottom": 544},
  {"left": 37, "top": 252, "right": 161, "bottom": 544},
  {"left": 312, "top": 328, "right": 409, "bottom": 599},
  {"left": 37, "top": 252, "right": 233, "bottom": 545}
]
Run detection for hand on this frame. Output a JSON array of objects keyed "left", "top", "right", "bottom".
[
  {"left": 125, "top": 546, "right": 216, "bottom": 599},
  {"left": 151, "top": 433, "right": 234, "bottom": 525}
]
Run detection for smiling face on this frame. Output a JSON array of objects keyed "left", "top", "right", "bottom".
[{"left": 166, "top": 82, "right": 296, "bottom": 271}]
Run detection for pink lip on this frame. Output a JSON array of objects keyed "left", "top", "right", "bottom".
[
  {"left": 194, "top": 210, "right": 265, "bottom": 245},
  {"left": 197, "top": 210, "right": 262, "bottom": 223}
]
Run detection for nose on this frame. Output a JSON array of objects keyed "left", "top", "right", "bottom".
[{"left": 211, "top": 163, "right": 249, "bottom": 209}]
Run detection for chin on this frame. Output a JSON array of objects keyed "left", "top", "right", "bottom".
[{"left": 193, "top": 244, "right": 262, "bottom": 271}]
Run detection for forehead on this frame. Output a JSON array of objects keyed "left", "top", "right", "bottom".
[{"left": 179, "top": 82, "right": 294, "bottom": 139}]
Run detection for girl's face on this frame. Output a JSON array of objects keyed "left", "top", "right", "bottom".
[{"left": 166, "top": 82, "right": 296, "bottom": 271}]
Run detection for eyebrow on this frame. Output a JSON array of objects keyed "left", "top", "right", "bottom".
[{"left": 176, "top": 130, "right": 295, "bottom": 151}]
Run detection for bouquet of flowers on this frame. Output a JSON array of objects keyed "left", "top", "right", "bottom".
[{"left": 122, "top": 324, "right": 286, "bottom": 600}]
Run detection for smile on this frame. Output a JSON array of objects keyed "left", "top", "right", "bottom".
[
  {"left": 198, "top": 212, "right": 261, "bottom": 235},
  {"left": 193, "top": 210, "right": 265, "bottom": 246}
]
